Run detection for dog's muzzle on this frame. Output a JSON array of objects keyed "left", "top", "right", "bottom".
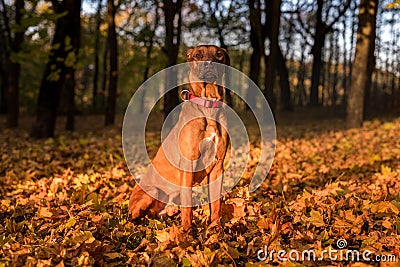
[{"left": 197, "top": 61, "right": 220, "bottom": 83}]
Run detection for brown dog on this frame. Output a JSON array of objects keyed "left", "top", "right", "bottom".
[{"left": 128, "top": 45, "right": 230, "bottom": 231}]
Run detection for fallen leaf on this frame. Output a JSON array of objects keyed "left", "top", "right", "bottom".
[
  {"left": 309, "top": 210, "right": 325, "bottom": 227},
  {"left": 38, "top": 207, "right": 53, "bottom": 218},
  {"left": 371, "top": 201, "right": 399, "bottom": 215},
  {"left": 104, "top": 252, "right": 124, "bottom": 259}
]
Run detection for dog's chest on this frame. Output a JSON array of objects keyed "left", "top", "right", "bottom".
[{"left": 180, "top": 101, "right": 228, "bottom": 163}]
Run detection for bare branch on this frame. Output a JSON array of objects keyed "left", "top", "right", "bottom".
[
  {"left": 326, "top": 0, "right": 352, "bottom": 31},
  {"left": 295, "top": 10, "right": 313, "bottom": 38}
]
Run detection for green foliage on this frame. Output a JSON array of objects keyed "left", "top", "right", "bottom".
[
  {"left": 12, "top": 11, "right": 68, "bottom": 34},
  {"left": 65, "top": 51, "right": 77, "bottom": 68},
  {"left": 64, "top": 36, "right": 72, "bottom": 51},
  {"left": 47, "top": 64, "right": 61, "bottom": 81}
]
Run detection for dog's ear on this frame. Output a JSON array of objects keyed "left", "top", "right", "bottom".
[
  {"left": 186, "top": 48, "right": 194, "bottom": 62},
  {"left": 221, "top": 48, "right": 230, "bottom": 66}
]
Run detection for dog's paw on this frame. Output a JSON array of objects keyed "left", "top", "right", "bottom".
[
  {"left": 129, "top": 206, "right": 142, "bottom": 219},
  {"left": 159, "top": 204, "right": 180, "bottom": 217}
]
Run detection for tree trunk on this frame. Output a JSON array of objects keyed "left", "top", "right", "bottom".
[
  {"left": 246, "top": 0, "right": 263, "bottom": 110},
  {"left": 0, "top": 0, "right": 24, "bottom": 128},
  {"left": 105, "top": 0, "right": 118, "bottom": 126},
  {"left": 389, "top": 12, "right": 396, "bottom": 112},
  {"left": 92, "top": 0, "right": 102, "bottom": 110},
  {"left": 296, "top": 48, "right": 306, "bottom": 106},
  {"left": 6, "top": 4, "right": 22, "bottom": 128},
  {"left": 310, "top": 33, "right": 326, "bottom": 106},
  {"left": 223, "top": 48, "right": 232, "bottom": 107},
  {"left": 346, "top": 0, "right": 378, "bottom": 129},
  {"left": 371, "top": 4, "right": 381, "bottom": 108},
  {"left": 320, "top": 47, "right": 326, "bottom": 105},
  {"left": 280, "top": 16, "right": 294, "bottom": 111},
  {"left": 5, "top": 62, "right": 20, "bottom": 128},
  {"left": 262, "top": 0, "right": 292, "bottom": 112},
  {"left": 217, "top": 28, "right": 227, "bottom": 50},
  {"left": 238, "top": 49, "right": 245, "bottom": 72},
  {"left": 249, "top": 35, "right": 261, "bottom": 85},
  {"left": 65, "top": 71, "right": 76, "bottom": 130},
  {"left": 326, "top": 33, "right": 334, "bottom": 105},
  {"left": 101, "top": 33, "right": 109, "bottom": 109},
  {"left": 140, "top": 43, "right": 153, "bottom": 113},
  {"left": 140, "top": 4, "right": 159, "bottom": 113},
  {"left": 162, "top": 0, "right": 182, "bottom": 117},
  {"left": 363, "top": 2, "right": 377, "bottom": 119},
  {"left": 264, "top": 0, "right": 281, "bottom": 112},
  {"left": 65, "top": 0, "right": 81, "bottom": 131},
  {"left": 341, "top": 15, "right": 348, "bottom": 100},
  {"left": 333, "top": 30, "right": 339, "bottom": 105},
  {"left": 309, "top": 0, "right": 351, "bottom": 106},
  {"left": 0, "top": 75, "right": 6, "bottom": 114},
  {"left": 31, "top": 0, "right": 82, "bottom": 138},
  {"left": 224, "top": 80, "right": 232, "bottom": 106},
  {"left": 397, "top": 59, "right": 400, "bottom": 115},
  {"left": 309, "top": 0, "right": 325, "bottom": 106},
  {"left": 277, "top": 48, "right": 292, "bottom": 111},
  {"left": 348, "top": 9, "right": 358, "bottom": 90},
  {"left": 395, "top": 21, "right": 400, "bottom": 115}
]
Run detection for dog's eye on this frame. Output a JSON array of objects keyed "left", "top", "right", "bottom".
[{"left": 216, "top": 52, "right": 223, "bottom": 58}]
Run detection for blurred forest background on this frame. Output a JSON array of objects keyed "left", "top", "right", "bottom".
[
  {"left": 2, "top": 1, "right": 400, "bottom": 265},
  {"left": 0, "top": 0, "right": 399, "bottom": 136}
]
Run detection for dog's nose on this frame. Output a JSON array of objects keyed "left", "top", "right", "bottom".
[{"left": 204, "top": 61, "right": 213, "bottom": 67}]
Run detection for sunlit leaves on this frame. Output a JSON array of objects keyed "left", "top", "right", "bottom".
[
  {"left": 309, "top": 210, "right": 325, "bottom": 227},
  {"left": 1, "top": 117, "right": 400, "bottom": 265},
  {"left": 370, "top": 201, "right": 399, "bottom": 215},
  {"left": 385, "top": 0, "right": 400, "bottom": 9}
]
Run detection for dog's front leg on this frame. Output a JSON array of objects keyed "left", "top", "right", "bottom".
[
  {"left": 180, "top": 169, "right": 193, "bottom": 231},
  {"left": 208, "top": 165, "right": 223, "bottom": 227}
]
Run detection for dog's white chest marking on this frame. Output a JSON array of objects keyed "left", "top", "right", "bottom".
[
  {"left": 205, "top": 132, "right": 217, "bottom": 142},
  {"left": 205, "top": 125, "right": 218, "bottom": 143},
  {"left": 204, "top": 125, "right": 219, "bottom": 162}
]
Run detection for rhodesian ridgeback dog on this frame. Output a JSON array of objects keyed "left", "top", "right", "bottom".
[{"left": 129, "top": 45, "right": 230, "bottom": 231}]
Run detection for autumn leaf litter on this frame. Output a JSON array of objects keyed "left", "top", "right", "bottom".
[{"left": 1, "top": 118, "right": 400, "bottom": 266}]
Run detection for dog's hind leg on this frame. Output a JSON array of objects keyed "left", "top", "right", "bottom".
[
  {"left": 147, "top": 190, "right": 170, "bottom": 218},
  {"left": 128, "top": 185, "right": 157, "bottom": 219},
  {"left": 148, "top": 199, "right": 167, "bottom": 218}
]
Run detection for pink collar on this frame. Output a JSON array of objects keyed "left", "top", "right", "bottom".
[{"left": 183, "top": 91, "right": 223, "bottom": 108}]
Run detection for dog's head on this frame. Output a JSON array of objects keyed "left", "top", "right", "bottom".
[{"left": 186, "top": 45, "right": 230, "bottom": 99}]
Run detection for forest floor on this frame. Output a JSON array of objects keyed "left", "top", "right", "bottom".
[{"left": 1, "top": 109, "right": 400, "bottom": 266}]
